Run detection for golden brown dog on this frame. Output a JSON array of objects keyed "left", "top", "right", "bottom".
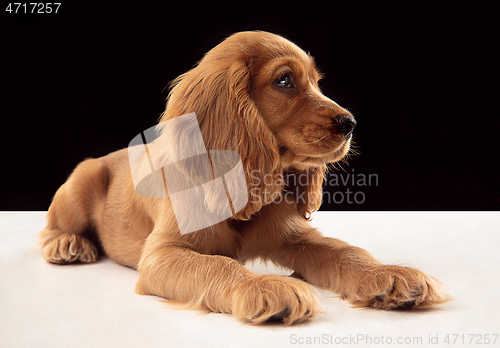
[{"left": 40, "top": 31, "right": 450, "bottom": 325}]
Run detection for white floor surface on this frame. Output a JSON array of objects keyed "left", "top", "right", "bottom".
[{"left": 1, "top": 211, "right": 499, "bottom": 347}]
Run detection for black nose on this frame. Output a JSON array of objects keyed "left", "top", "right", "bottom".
[{"left": 333, "top": 115, "right": 356, "bottom": 138}]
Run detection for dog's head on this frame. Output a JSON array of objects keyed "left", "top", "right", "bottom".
[
  {"left": 157, "top": 31, "right": 355, "bottom": 219},
  {"left": 244, "top": 32, "right": 355, "bottom": 170}
]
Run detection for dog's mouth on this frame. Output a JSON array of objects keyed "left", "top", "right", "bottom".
[
  {"left": 329, "top": 138, "right": 349, "bottom": 160},
  {"left": 316, "top": 137, "right": 350, "bottom": 164},
  {"left": 279, "top": 137, "right": 351, "bottom": 170}
]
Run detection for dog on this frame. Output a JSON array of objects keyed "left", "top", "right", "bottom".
[{"left": 40, "top": 31, "right": 450, "bottom": 325}]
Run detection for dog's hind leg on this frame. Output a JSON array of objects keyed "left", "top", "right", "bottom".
[{"left": 39, "top": 158, "right": 108, "bottom": 264}]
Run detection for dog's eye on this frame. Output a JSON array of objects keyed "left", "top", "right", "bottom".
[{"left": 275, "top": 73, "right": 293, "bottom": 88}]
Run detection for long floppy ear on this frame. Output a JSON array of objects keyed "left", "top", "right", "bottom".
[
  {"left": 290, "top": 165, "right": 327, "bottom": 219},
  {"left": 153, "top": 38, "right": 283, "bottom": 220}
]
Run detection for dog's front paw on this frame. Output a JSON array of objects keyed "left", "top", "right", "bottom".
[
  {"left": 231, "top": 274, "right": 321, "bottom": 325},
  {"left": 344, "top": 265, "right": 451, "bottom": 310},
  {"left": 42, "top": 233, "right": 98, "bottom": 264}
]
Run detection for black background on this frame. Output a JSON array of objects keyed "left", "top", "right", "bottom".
[{"left": 2, "top": 2, "right": 499, "bottom": 211}]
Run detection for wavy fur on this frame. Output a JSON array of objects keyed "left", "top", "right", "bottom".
[{"left": 39, "top": 31, "right": 450, "bottom": 325}]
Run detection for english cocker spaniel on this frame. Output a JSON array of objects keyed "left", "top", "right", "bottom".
[{"left": 40, "top": 31, "right": 450, "bottom": 325}]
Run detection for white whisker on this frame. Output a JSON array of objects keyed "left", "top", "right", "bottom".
[
  {"left": 321, "top": 140, "right": 333, "bottom": 149},
  {"left": 291, "top": 132, "right": 303, "bottom": 145},
  {"left": 306, "top": 133, "right": 330, "bottom": 144}
]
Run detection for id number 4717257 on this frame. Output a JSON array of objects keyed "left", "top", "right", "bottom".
[
  {"left": 443, "top": 334, "right": 499, "bottom": 345},
  {"left": 5, "top": 3, "right": 61, "bottom": 14}
]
